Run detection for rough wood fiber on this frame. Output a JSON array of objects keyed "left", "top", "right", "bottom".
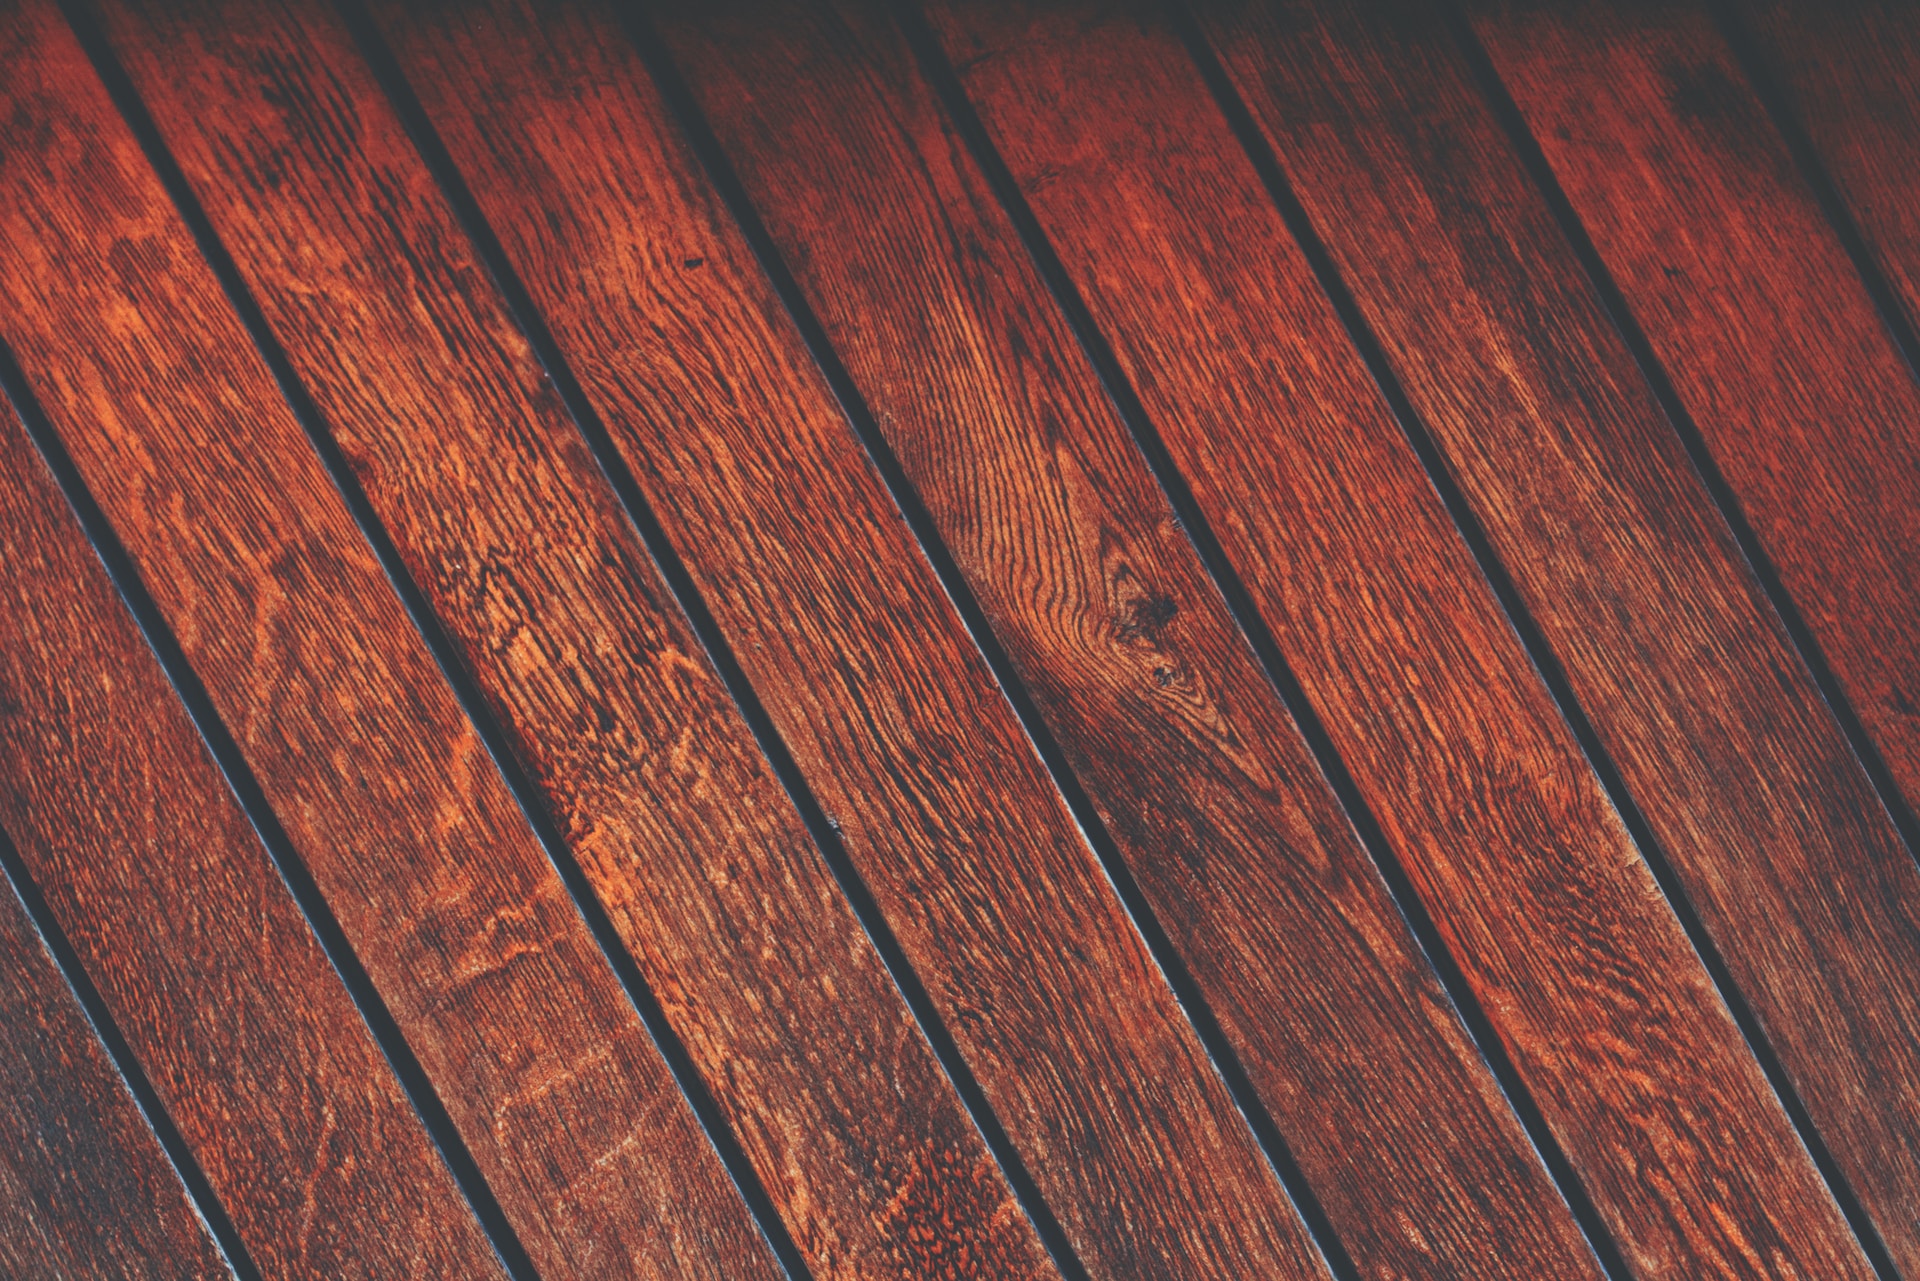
[
  {"left": 381, "top": 1, "right": 1327, "bottom": 1277},
  {"left": 91, "top": 0, "right": 1054, "bottom": 1275},
  {"left": 0, "top": 857, "right": 229, "bottom": 1279},
  {"left": 1470, "top": 0, "right": 1920, "bottom": 874},
  {"left": 0, "top": 402, "right": 500, "bottom": 1273},
  {"left": 929, "top": 3, "right": 1887, "bottom": 1278},
  {"left": 0, "top": 4, "right": 774, "bottom": 1276},
  {"left": 1203, "top": 0, "right": 1914, "bottom": 1272},
  {"left": 649, "top": 2, "right": 1661, "bottom": 1277}
]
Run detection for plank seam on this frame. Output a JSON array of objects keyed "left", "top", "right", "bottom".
[
  {"left": 905, "top": 0, "right": 1637, "bottom": 1274},
  {"left": 341, "top": 2, "right": 1085, "bottom": 1276},
  {"left": 1704, "top": 0, "right": 1920, "bottom": 881},
  {"left": 50, "top": 6, "right": 542, "bottom": 1277},
  {"left": 632, "top": 0, "right": 1359, "bottom": 1274},
  {"left": 1427, "top": 9, "right": 1902, "bottom": 1276},
  {"left": 0, "top": 813, "right": 259, "bottom": 1281},
  {"left": 88, "top": 0, "right": 821, "bottom": 1272}
]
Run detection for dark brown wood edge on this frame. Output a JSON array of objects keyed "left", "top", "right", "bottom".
[
  {"left": 5, "top": 19, "right": 537, "bottom": 1271},
  {"left": 340, "top": 2, "right": 1083, "bottom": 1274},
  {"left": 1348, "top": 7, "right": 1906, "bottom": 1274},
  {"left": 1701, "top": 0, "right": 1920, "bottom": 862},
  {"left": 0, "top": 811, "right": 251, "bottom": 1279},
  {"left": 70, "top": 0, "right": 810, "bottom": 1270},
  {"left": 901, "top": 3, "right": 1624, "bottom": 1275},
  {"left": 621, "top": 3, "right": 1358, "bottom": 1276}
]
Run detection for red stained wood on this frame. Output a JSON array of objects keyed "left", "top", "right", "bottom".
[
  {"left": 380, "top": 1, "right": 1330, "bottom": 1277},
  {"left": 1739, "top": 0, "right": 1920, "bottom": 341},
  {"left": 1202, "top": 0, "right": 1918, "bottom": 1271},
  {"left": 927, "top": 1, "right": 1891, "bottom": 1277},
  {"left": 0, "top": 857, "right": 227, "bottom": 1279},
  {"left": 644, "top": 1, "right": 1677, "bottom": 1276},
  {"left": 1469, "top": 0, "right": 1920, "bottom": 893},
  {"left": 0, "top": 373, "right": 498, "bottom": 1273},
  {"left": 90, "top": 0, "right": 1055, "bottom": 1275},
  {"left": 0, "top": 3, "right": 775, "bottom": 1276}
]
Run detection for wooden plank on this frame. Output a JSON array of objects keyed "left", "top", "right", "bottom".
[
  {"left": 375, "top": 1, "right": 1331, "bottom": 1278},
  {"left": 1199, "top": 0, "right": 1920, "bottom": 1272},
  {"left": 0, "top": 842, "right": 230, "bottom": 1279},
  {"left": 0, "top": 385, "right": 499, "bottom": 1272},
  {"left": 638, "top": 1, "right": 1668, "bottom": 1276},
  {"left": 88, "top": 0, "right": 1060, "bottom": 1276},
  {"left": 1736, "top": 0, "right": 1920, "bottom": 342},
  {"left": 0, "top": 5, "right": 778, "bottom": 1277},
  {"left": 923, "top": 2, "right": 1896, "bottom": 1278},
  {"left": 1466, "top": 0, "right": 1920, "bottom": 888}
]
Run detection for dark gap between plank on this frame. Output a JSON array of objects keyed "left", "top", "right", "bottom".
[
  {"left": 1705, "top": 0, "right": 1920, "bottom": 873},
  {"left": 0, "top": 812, "right": 262, "bottom": 1281},
  {"left": 1436, "top": 8, "right": 1900, "bottom": 1276},
  {"left": 910, "top": 0, "right": 1612, "bottom": 1274},
  {"left": 0, "top": 281, "right": 533, "bottom": 1281},
  {"left": 344, "top": 2, "right": 1077, "bottom": 1277},
  {"left": 638, "top": 0, "right": 1341, "bottom": 1273},
  {"left": 135, "top": 0, "right": 815, "bottom": 1272},
  {"left": 53, "top": 5, "right": 545, "bottom": 1276},
  {"left": 1167, "top": 6, "right": 1641, "bottom": 1275}
]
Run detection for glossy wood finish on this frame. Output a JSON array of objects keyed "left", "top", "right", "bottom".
[
  {"left": 0, "top": 857, "right": 227, "bottom": 1279},
  {"left": 1470, "top": 0, "right": 1920, "bottom": 873},
  {"left": 91, "top": 2, "right": 1052, "bottom": 1276},
  {"left": 0, "top": 3, "right": 775, "bottom": 1275},
  {"left": 1197, "top": 0, "right": 1920, "bottom": 1272},
  {"left": 381, "top": 2, "right": 1325, "bottom": 1277},
  {"left": 0, "top": 377, "right": 498, "bottom": 1273}
]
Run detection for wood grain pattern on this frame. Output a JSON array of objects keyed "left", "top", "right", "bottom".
[
  {"left": 927, "top": 3, "right": 1893, "bottom": 1278},
  {"left": 1203, "top": 0, "right": 1919, "bottom": 1271},
  {"left": 1738, "top": 0, "right": 1920, "bottom": 341},
  {"left": 0, "top": 4, "right": 776, "bottom": 1276},
  {"left": 645, "top": 2, "right": 1685, "bottom": 1277},
  {"left": 380, "top": 1, "right": 1334, "bottom": 1277},
  {"left": 0, "top": 847, "right": 229, "bottom": 1279},
  {"left": 1451, "top": 0, "right": 1920, "bottom": 1267},
  {"left": 1468, "top": 0, "right": 1920, "bottom": 892},
  {"left": 91, "top": 0, "right": 1055, "bottom": 1275},
  {"left": 0, "top": 381, "right": 499, "bottom": 1272}
]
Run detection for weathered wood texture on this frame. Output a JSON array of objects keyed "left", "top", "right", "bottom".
[
  {"left": 379, "top": 2, "right": 1335, "bottom": 1277},
  {"left": 1470, "top": 0, "right": 1920, "bottom": 864},
  {"left": 0, "top": 3, "right": 776, "bottom": 1276},
  {"left": 648, "top": 2, "right": 1674, "bottom": 1277},
  {"left": 91, "top": 0, "right": 1056, "bottom": 1275},
  {"left": 1200, "top": 0, "right": 1920, "bottom": 1272},
  {"left": 933, "top": 2, "right": 1893, "bottom": 1278},
  {"left": 0, "top": 849, "right": 228, "bottom": 1279},
  {"left": 0, "top": 382, "right": 497, "bottom": 1273}
]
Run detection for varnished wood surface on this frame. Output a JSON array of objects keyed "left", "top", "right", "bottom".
[{"left": 2, "top": 0, "right": 1915, "bottom": 1275}]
